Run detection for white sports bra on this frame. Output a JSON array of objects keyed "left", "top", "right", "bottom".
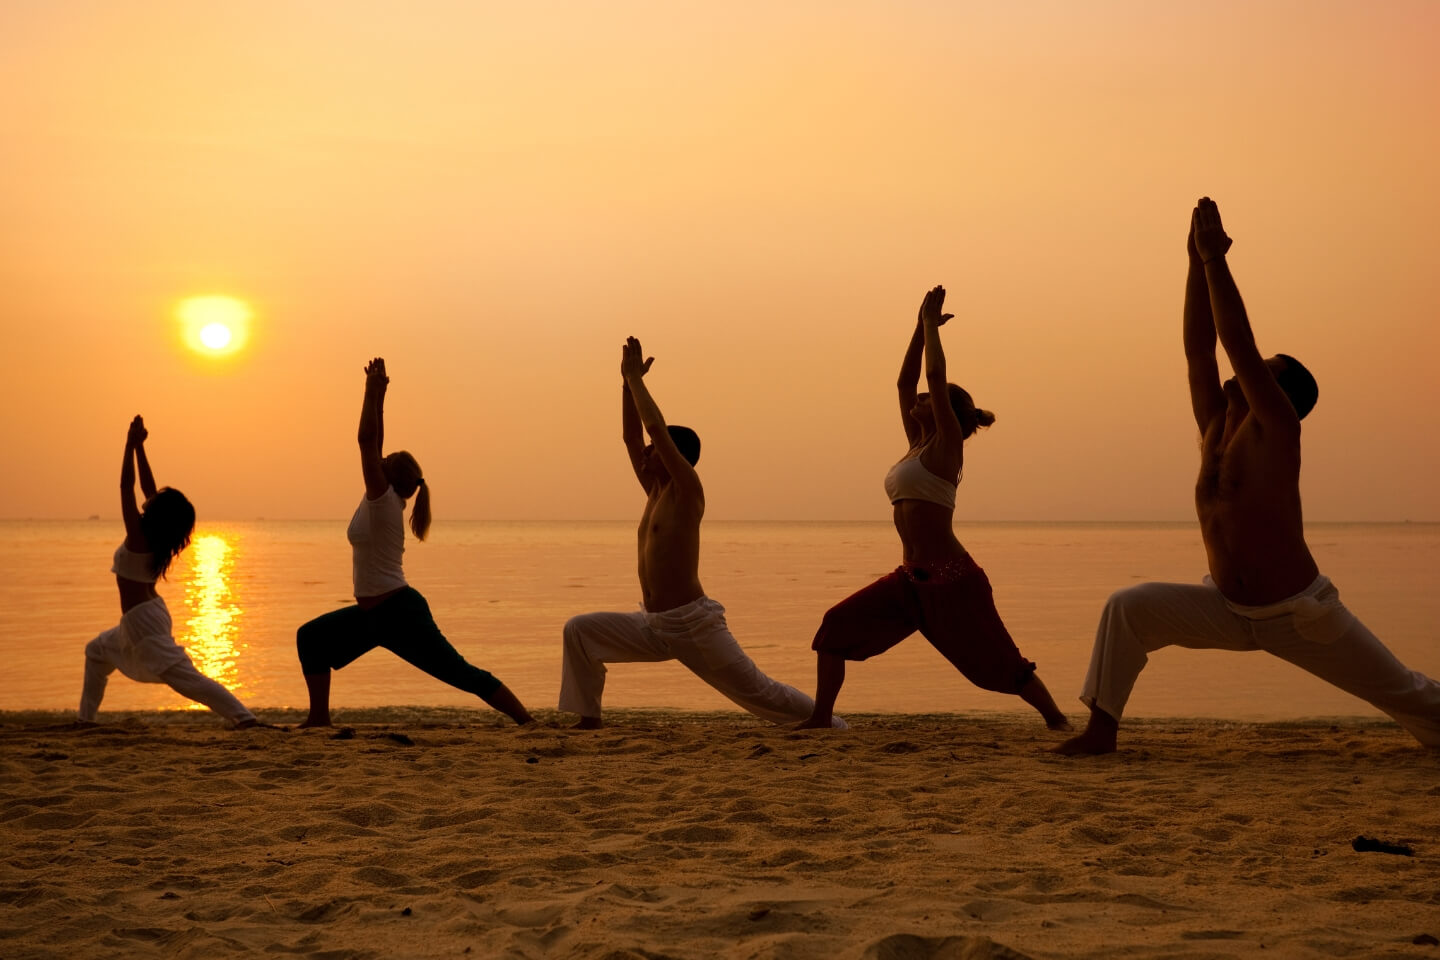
[
  {"left": 884, "top": 455, "right": 957, "bottom": 509},
  {"left": 112, "top": 542, "right": 158, "bottom": 584}
]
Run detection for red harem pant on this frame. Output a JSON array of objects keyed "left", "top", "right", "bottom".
[{"left": 812, "top": 556, "right": 1037, "bottom": 694}]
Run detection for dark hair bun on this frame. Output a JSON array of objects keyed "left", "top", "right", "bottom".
[{"left": 973, "top": 408, "right": 997, "bottom": 429}]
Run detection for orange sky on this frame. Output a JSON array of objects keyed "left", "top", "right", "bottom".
[{"left": 2, "top": 1, "right": 1437, "bottom": 521}]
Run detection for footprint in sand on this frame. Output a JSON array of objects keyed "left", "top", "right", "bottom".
[{"left": 860, "top": 933, "right": 1034, "bottom": 959}]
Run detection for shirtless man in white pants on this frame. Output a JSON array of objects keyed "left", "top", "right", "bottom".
[
  {"left": 1055, "top": 198, "right": 1440, "bottom": 754},
  {"left": 559, "top": 337, "right": 842, "bottom": 729}
]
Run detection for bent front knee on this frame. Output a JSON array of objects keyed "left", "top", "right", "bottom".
[
  {"left": 562, "top": 615, "right": 596, "bottom": 651},
  {"left": 296, "top": 623, "right": 331, "bottom": 675},
  {"left": 1103, "top": 582, "right": 1173, "bottom": 617}
]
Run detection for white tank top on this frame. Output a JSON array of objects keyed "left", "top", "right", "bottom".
[
  {"left": 347, "top": 487, "right": 408, "bottom": 597},
  {"left": 883, "top": 455, "right": 957, "bottom": 509},
  {"left": 112, "top": 542, "right": 158, "bottom": 583}
]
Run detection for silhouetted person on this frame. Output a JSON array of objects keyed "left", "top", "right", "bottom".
[
  {"left": 559, "top": 338, "right": 841, "bottom": 729},
  {"left": 295, "top": 358, "right": 533, "bottom": 728},
  {"left": 798, "top": 286, "right": 1070, "bottom": 731},
  {"left": 79, "top": 415, "right": 257, "bottom": 727},
  {"left": 1056, "top": 198, "right": 1440, "bottom": 754}
]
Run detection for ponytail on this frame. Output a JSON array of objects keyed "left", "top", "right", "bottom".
[
  {"left": 410, "top": 477, "right": 431, "bottom": 541},
  {"left": 947, "top": 384, "right": 997, "bottom": 440}
]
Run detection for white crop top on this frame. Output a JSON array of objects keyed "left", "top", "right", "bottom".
[
  {"left": 884, "top": 455, "right": 957, "bottom": 510},
  {"left": 347, "top": 487, "right": 408, "bottom": 597},
  {"left": 112, "top": 542, "right": 158, "bottom": 584}
]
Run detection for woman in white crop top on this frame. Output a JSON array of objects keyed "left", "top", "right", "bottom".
[
  {"left": 294, "top": 358, "right": 534, "bottom": 728},
  {"left": 78, "top": 416, "right": 257, "bottom": 728},
  {"left": 798, "top": 286, "right": 1070, "bottom": 732}
]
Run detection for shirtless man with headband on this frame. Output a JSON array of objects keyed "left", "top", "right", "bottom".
[
  {"left": 1056, "top": 198, "right": 1440, "bottom": 754},
  {"left": 558, "top": 337, "right": 843, "bottom": 729}
]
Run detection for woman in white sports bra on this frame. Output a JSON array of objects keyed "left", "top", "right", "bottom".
[
  {"left": 294, "top": 358, "right": 534, "bottom": 728},
  {"left": 78, "top": 416, "right": 257, "bottom": 727},
  {"left": 799, "top": 286, "right": 1070, "bottom": 731}
]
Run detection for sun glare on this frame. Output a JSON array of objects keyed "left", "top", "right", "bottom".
[
  {"left": 199, "top": 322, "right": 232, "bottom": 349},
  {"left": 178, "top": 295, "right": 252, "bottom": 357}
]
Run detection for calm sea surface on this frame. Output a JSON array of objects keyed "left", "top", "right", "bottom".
[{"left": 1, "top": 520, "right": 1436, "bottom": 721}]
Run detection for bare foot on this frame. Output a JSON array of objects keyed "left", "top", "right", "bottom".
[
  {"left": 794, "top": 716, "right": 835, "bottom": 730},
  {"left": 1051, "top": 728, "right": 1117, "bottom": 755},
  {"left": 571, "top": 717, "right": 602, "bottom": 730},
  {"left": 297, "top": 718, "right": 333, "bottom": 729},
  {"left": 1046, "top": 717, "right": 1075, "bottom": 733}
]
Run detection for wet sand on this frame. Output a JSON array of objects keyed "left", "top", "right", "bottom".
[{"left": 2, "top": 709, "right": 1437, "bottom": 959}]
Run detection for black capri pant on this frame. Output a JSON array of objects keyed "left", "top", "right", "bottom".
[{"left": 296, "top": 586, "right": 502, "bottom": 698}]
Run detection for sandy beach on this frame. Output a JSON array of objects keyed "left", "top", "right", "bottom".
[{"left": 2, "top": 709, "right": 1437, "bottom": 960}]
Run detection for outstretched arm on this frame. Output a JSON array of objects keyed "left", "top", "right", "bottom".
[
  {"left": 131, "top": 416, "right": 158, "bottom": 499},
  {"left": 897, "top": 314, "right": 927, "bottom": 445},
  {"left": 358, "top": 358, "right": 389, "bottom": 499},
  {"left": 920, "top": 286, "right": 966, "bottom": 462},
  {"left": 620, "top": 337, "right": 700, "bottom": 494},
  {"left": 1184, "top": 210, "right": 1225, "bottom": 433},
  {"left": 120, "top": 417, "right": 144, "bottom": 547},
  {"left": 622, "top": 361, "right": 655, "bottom": 492},
  {"left": 1193, "top": 198, "right": 1298, "bottom": 430}
]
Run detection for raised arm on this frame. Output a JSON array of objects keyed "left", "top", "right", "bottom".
[
  {"left": 620, "top": 337, "right": 701, "bottom": 495},
  {"left": 358, "top": 357, "right": 389, "bottom": 499},
  {"left": 131, "top": 416, "right": 158, "bottom": 499},
  {"left": 919, "top": 286, "right": 967, "bottom": 462},
  {"left": 622, "top": 359, "right": 655, "bottom": 492},
  {"left": 1184, "top": 209, "right": 1226, "bottom": 433},
  {"left": 898, "top": 291, "right": 949, "bottom": 444},
  {"left": 120, "top": 417, "right": 144, "bottom": 547},
  {"left": 1193, "top": 198, "right": 1299, "bottom": 431}
]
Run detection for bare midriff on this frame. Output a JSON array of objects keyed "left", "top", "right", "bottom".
[
  {"left": 116, "top": 577, "right": 159, "bottom": 614},
  {"left": 892, "top": 499, "right": 970, "bottom": 566},
  {"left": 1197, "top": 493, "right": 1318, "bottom": 605}
]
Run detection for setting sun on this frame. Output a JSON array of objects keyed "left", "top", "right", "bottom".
[
  {"left": 199, "top": 322, "right": 232, "bottom": 349},
  {"left": 178, "top": 295, "right": 252, "bottom": 357}
]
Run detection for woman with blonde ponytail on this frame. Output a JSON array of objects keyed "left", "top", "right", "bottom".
[
  {"left": 295, "top": 358, "right": 533, "bottom": 727},
  {"left": 798, "top": 286, "right": 1070, "bottom": 731}
]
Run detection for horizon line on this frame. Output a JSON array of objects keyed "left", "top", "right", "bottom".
[{"left": 4, "top": 516, "right": 1437, "bottom": 525}]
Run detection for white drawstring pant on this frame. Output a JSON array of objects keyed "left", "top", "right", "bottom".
[
  {"left": 1080, "top": 575, "right": 1440, "bottom": 746},
  {"left": 79, "top": 597, "right": 255, "bottom": 727},
  {"left": 560, "top": 595, "right": 845, "bottom": 728}
]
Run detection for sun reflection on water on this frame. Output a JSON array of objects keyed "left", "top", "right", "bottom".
[{"left": 180, "top": 532, "right": 245, "bottom": 706}]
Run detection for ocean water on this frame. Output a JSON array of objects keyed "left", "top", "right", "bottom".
[{"left": 1, "top": 520, "right": 1436, "bottom": 721}]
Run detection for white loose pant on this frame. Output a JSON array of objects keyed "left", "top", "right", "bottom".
[
  {"left": 1080, "top": 575, "right": 1440, "bottom": 746},
  {"left": 79, "top": 597, "right": 255, "bottom": 727},
  {"left": 560, "top": 596, "right": 845, "bottom": 727}
]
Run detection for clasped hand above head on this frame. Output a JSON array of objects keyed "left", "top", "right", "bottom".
[
  {"left": 918, "top": 285, "right": 953, "bottom": 328},
  {"left": 620, "top": 337, "right": 654, "bottom": 380},
  {"left": 1192, "top": 197, "right": 1233, "bottom": 264}
]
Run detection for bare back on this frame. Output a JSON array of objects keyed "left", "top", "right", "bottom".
[
  {"left": 1195, "top": 407, "right": 1318, "bottom": 605},
  {"left": 116, "top": 569, "right": 159, "bottom": 614},
  {"left": 637, "top": 479, "right": 705, "bottom": 612}
]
